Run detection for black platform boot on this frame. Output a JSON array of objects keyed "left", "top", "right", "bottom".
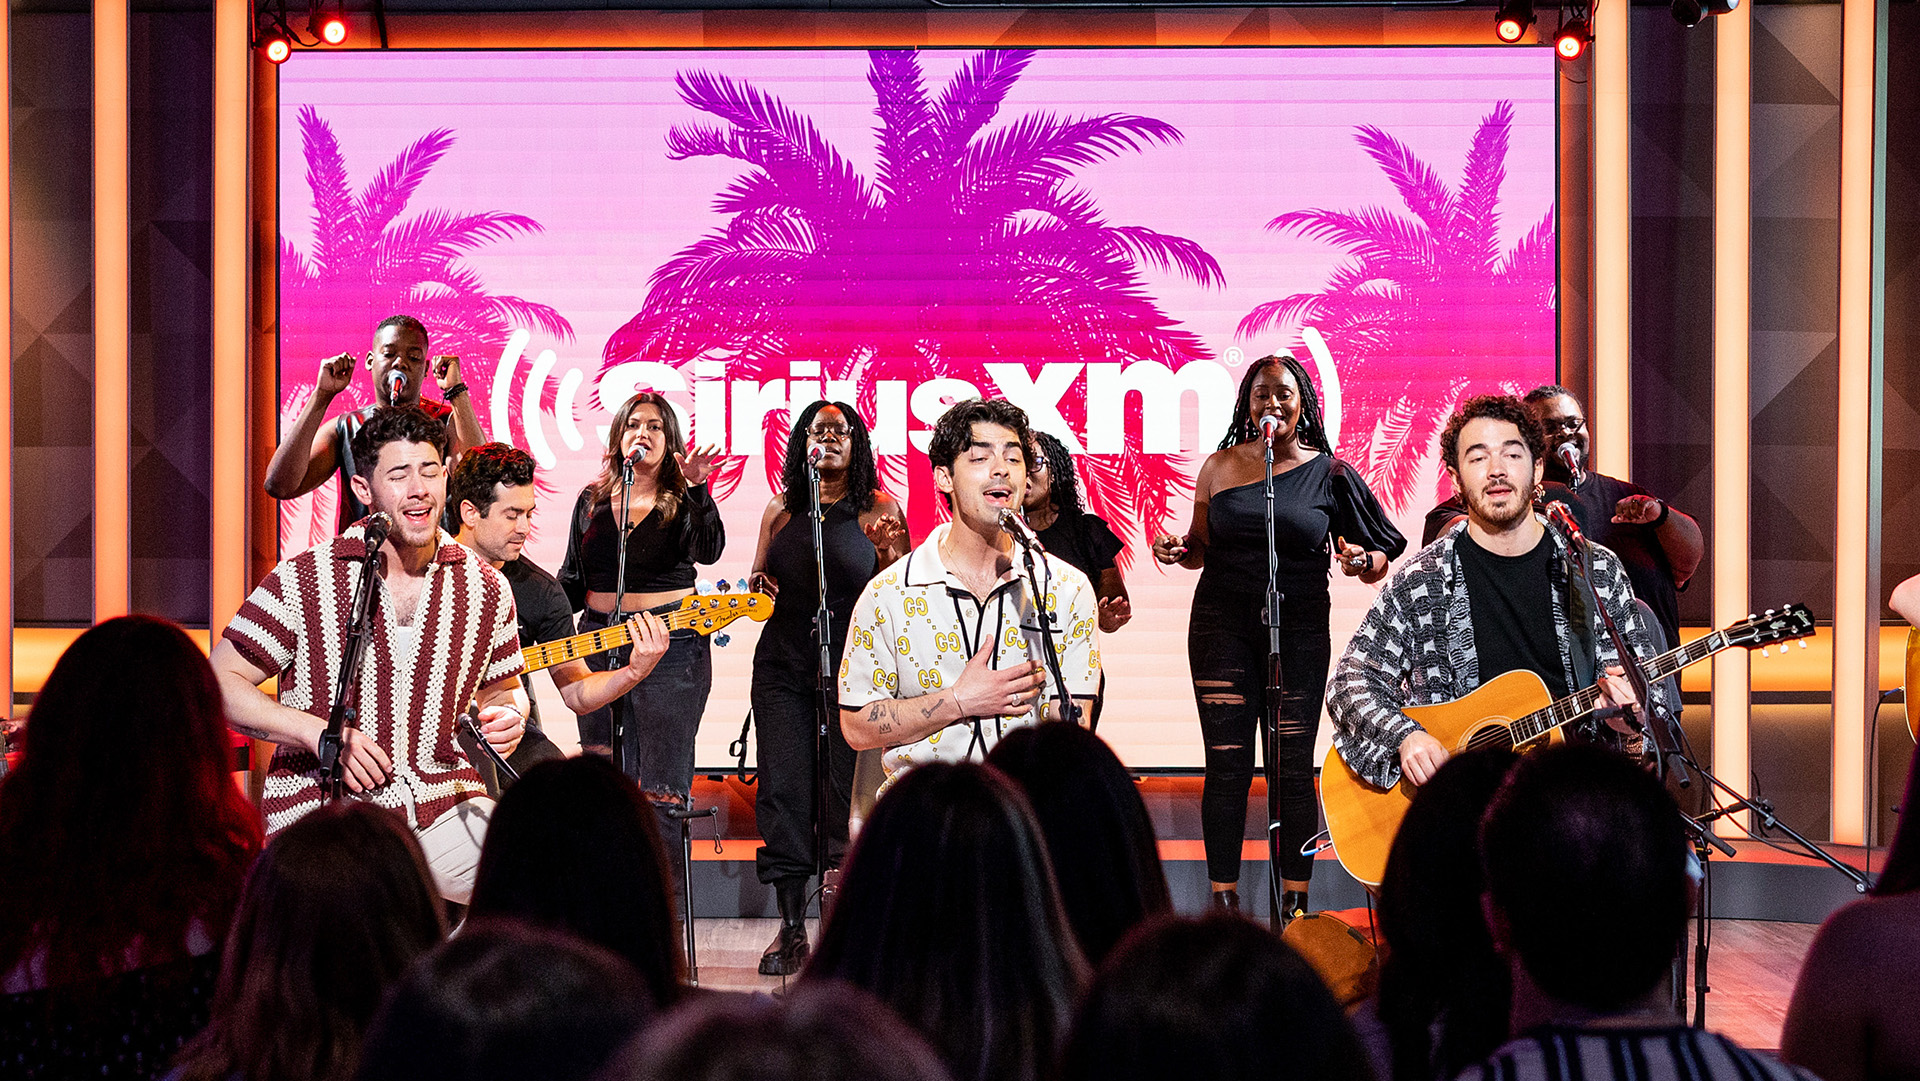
[
  {"left": 759, "top": 877, "right": 811, "bottom": 976},
  {"left": 1210, "top": 888, "right": 1241, "bottom": 913},
  {"left": 1280, "top": 889, "right": 1309, "bottom": 927}
]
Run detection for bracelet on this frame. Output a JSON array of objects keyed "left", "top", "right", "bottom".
[
  {"left": 443, "top": 382, "right": 469, "bottom": 401},
  {"left": 1651, "top": 500, "right": 1670, "bottom": 528}
]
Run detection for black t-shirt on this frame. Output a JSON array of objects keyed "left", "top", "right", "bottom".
[
  {"left": 1563, "top": 472, "right": 1681, "bottom": 645},
  {"left": 1034, "top": 511, "right": 1125, "bottom": 582},
  {"left": 498, "top": 556, "right": 575, "bottom": 731},
  {"left": 1456, "top": 529, "right": 1569, "bottom": 701}
]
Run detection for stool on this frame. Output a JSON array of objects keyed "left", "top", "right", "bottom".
[{"left": 665, "top": 803, "right": 718, "bottom": 985}]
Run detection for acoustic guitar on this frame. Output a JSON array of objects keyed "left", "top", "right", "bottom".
[
  {"left": 1319, "top": 604, "right": 1814, "bottom": 887},
  {"left": 1905, "top": 627, "right": 1919, "bottom": 744},
  {"left": 521, "top": 591, "right": 772, "bottom": 673}
]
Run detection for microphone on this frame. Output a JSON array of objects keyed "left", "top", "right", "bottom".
[
  {"left": 999, "top": 508, "right": 1045, "bottom": 551},
  {"left": 623, "top": 445, "right": 645, "bottom": 471},
  {"left": 1555, "top": 440, "right": 1582, "bottom": 479},
  {"left": 1259, "top": 414, "right": 1281, "bottom": 443},
  {"left": 385, "top": 369, "right": 406, "bottom": 403},
  {"left": 361, "top": 511, "right": 393, "bottom": 551},
  {"left": 807, "top": 444, "right": 826, "bottom": 468},
  {"left": 1545, "top": 501, "right": 1584, "bottom": 544}
]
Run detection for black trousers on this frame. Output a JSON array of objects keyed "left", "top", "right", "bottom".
[
  {"left": 1187, "top": 588, "right": 1331, "bottom": 884},
  {"left": 750, "top": 669, "right": 855, "bottom": 884}
]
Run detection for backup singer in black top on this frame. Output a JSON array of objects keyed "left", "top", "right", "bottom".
[
  {"left": 559, "top": 392, "right": 725, "bottom": 804},
  {"left": 1024, "top": 431, "right": 1132, "bottom": 634},
  {"left": 1152, "top": 355, "right": 1404, "bottom": 920},
  {"left": 746, "top": 401, "right": 909, "bottom": 975}
]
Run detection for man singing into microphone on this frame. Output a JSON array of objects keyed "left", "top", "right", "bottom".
[
  {"left": 1328, "top": 395, "right": 1673, "bottom": 791},
  {"left": 212, "top": 406, "right": 528, "bottom": 903},
  {"left": 265, "top": 314, "right": 486, "bottom": 532},
  {"left": 838, "top": 398, "right": 1101, "bottom": 791}
]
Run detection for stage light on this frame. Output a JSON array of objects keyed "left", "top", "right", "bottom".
[
  {"left": 1671, "top": 0, "right": 1737, "bottom": 28},
  {"left": 263, "top": 32, "right": 292, "bottom": 63},
  {"left": 1495, "top": 0, "right": 1535, "bottom": 43},
  {"left": 1555, "top": 17, "right": 1591, "bottom": 59},
  {"left": 311, "top": 2, "right": 348, "bottom": 46}
]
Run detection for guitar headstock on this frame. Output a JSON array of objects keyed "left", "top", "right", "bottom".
[
  {"left": 677, "top": 591, "right": 775, "bottom": 635},
  {"left": 1724, "top": 603, "right": 1815, "bottom": 650}
]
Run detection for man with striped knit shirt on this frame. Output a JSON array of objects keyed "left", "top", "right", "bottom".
[{"left": 211, "top": 406, "right": 528, "bottom": 903}]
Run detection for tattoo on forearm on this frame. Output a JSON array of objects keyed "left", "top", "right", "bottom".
[{"left": 231, "top": 723, "right": 274, "bottom": 742}]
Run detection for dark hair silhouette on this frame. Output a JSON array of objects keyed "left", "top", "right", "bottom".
[
  {"left": 373, "top": 313, "right": 429, "bottom": 347},
  {"left": 1522, "top": 383, "right": 1578, "bottom": 405},
  {"left": 985, "top": 723, "right": 1170, "bottom": 965},
  {"left": 927, "top": 398, "right": 1032, "bottom": 511},
  {"left": 1030, "top": 431, "right": 1086, "bottom": 517},
  {"left": 353, "top": 920, "right": 652, "bottom": 1081},
  {"left": 606, "top": 981, "right": 955, "bottom": 1081},
  {"left": 803, "top": 762, "right": 1085, "bottom": 1081},
  {"left": 1438, "top": 394, "right": 1546, "bottom": 473},
  {"left": 1872, "top": 741, "right": 1920, "bottom": 896},
  {"left": 1060, "top": 914, "right": 1374, "bottom": 1081},
  {"left": 174, "top": 802, "right": 445, "bottom": 1081},
  {"left": 1480, "top": 743, "right": 1691, "bottom": 1013},
  {"left": 780, "top": 400, "right": 878, "bottom": 516},
  {"left": 1218, "top": 354, "right": 1331, "bottom": 452},
  {"left": 1376, "top": 747, "right": 1517, "bottom": 1081},
  {"left": 349, "top": 405, "right": 451, "bottom": 481},
  {"left": 0, "top": 615, "right": 261, "bottom": 988},
  {"left": 447, "top": 442, "right": 536, "bottom": 520},
  {"left": 468, "top": 756, "right": 684, "bottom": 1009}
]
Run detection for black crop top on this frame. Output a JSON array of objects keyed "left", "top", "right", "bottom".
[{"left": 558, "top": 483, "right": 726, "bottom": 611}]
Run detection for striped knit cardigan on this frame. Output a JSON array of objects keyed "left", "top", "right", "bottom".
[{"left": 224, "top": 524, "right": 524, "bottom": 834}]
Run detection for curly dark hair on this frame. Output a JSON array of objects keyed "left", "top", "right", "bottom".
[
  {"left": 350, "top": 405, "right": 451, "bottom": 481},
  {"left": 1218, "top": 355, "right": 1332, "bottom": 453},
  {"left": 1031, "top": 431, "right": 1085, "bottom": 517},
  {"left": 927, "top": 398, "right": 1032, "bottom": 511},
  {"left": 374, "top": 313, "right": 429, "bottom": 347},
  {"left": 1438, "top": 394, "right": 1546, "bottom": 473},
  {"left": 780, "top": 401, "right": 878, "bottom": 516},
  {"left": 448, "top": 442, "right": 536, "bottom": 521}
]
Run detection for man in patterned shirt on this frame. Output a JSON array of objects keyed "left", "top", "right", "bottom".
[
  {"left": 1328, "top": 395, "right": 1669, "bottom": 791},
  {"left": 840, "top": 399, "right": 1101, "bottom": 790},
  {"left": 212, "top": 406, "right": 528, "bottom": 902}
]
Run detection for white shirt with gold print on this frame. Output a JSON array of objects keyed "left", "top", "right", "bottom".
[{"left": 839, "top": 523, "right": 1103, "bottom": 787}]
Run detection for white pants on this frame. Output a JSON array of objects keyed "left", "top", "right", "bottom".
[{"left": 416, "top": 796, "right": 495, "bottom": 904}]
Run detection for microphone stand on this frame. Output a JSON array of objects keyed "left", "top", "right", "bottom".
[
  {"left": 317, "top": 518, "right": 387, "bottom": 800},
  {"left": 1005, "top": 512, "right": 1079, "bottom": 726},
  {"left": 806, "top": 453, "right": 837, "bottom": 908},
  {"left": 610, "top": 453, "right": 636, "bottom": 777},
  {"left": 1260, "top": 429, "right": 1288, "bottom": 927}
]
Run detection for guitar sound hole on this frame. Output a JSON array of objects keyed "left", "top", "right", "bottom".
[{"left": 1464, "top": 725, "right": 1516, "bottom": 753}]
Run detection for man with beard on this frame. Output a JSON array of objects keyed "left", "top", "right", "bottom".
[
  {"left": 1327, "top": 395, "right": 1673, "bottom": 790},
  {"left": 265, "top": 314, "right": 487, "bottom": 531},
  {"left": 1420, "top": 386, "right": 1702, "bottom": 646},
  {"left": 213, "top": 406, "right": 525, "bottom": 902}
]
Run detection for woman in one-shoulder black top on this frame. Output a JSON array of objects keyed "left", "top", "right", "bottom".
[
  {"left": 1152, "top": 355, "right": 1405, "bottom": 919},
  {"left": 745, "top": 401, "right": 908, "bottom": 976}
]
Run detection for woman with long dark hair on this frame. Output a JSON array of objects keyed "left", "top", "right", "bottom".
[
  {"left": 745, "top": 400, "right": 908, "bottom": 975},
  {"left": 171, "top": 802, "right": 445, "bottom": 1081},
  {"left": 802, "top": 762, "right": 1086, "bottom": 1081},
  {"left": 0, "top": 616, "right": 262, "bottom": 1079},
  {"left": 1151, "top": 354, "right": 1405, "bottom": 918},
  {"left": 984, "top": 722, "right": 1169, "bottom": 967},
  {"left": 467, "top": 756, "right": 685, "bottom": 1010},
  {"left": 1022, "top": 431, "right": 1131, "bottom": 634},
  {"left": 1781, "top": 740, "right": 1920, "bottom": 1081},
  {"left": 560, "top": 392, "right": 724, "bottom": 801}
]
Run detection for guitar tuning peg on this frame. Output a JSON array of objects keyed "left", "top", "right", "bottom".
[
  {"left": 1748, "top": 613, "right": 1757, "bottom": 621},
  {"left": 1797, "top": 639, "right": 1808, "bottom": 649},
  {"left": 696, "top": 578, "right": 716, "bottom": 595},
  {"left": 714, "top": 633, "right": 731, "bottom": 648},
  {"left": 1759, "top": 647, "right": 1769, "bottom": 657},
  {"left": 737, "top": 577, "right": 749, "bottom": 593}
]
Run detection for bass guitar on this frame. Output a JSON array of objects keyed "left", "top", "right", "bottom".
[
  {"left": 522, "top": 591, "right": 773, "bottom": 673},
  {"left": 1319, "top": 604, "right": 1814, "bottom": 887}
]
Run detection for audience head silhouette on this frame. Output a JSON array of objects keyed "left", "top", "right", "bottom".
[
  {"left": 1060, "top": 913, "right": 1374, "bottom": 1081},
  {"left": 353, "top": 920, "right": 651, "bottom": 1081},
  {"left": 985, "top": 722, "right": 1170, "bottom": 965},
  {"left": 804, "top": 761, "right": 1085, "bottom": 1081},
  {"left": 174, "top": 801, "right": 445, "bottom": 1081},
  {"left": 468, "top": 755, "right": 685, "bottom": 1009}
]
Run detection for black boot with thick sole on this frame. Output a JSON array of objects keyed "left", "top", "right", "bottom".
[{"left": 759, "top": 877, "right": 811, "bottom": 976}]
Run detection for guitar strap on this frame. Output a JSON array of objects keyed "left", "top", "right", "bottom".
[{"left": 1563, "top": 558, "right": 1598, "bottom": 694}]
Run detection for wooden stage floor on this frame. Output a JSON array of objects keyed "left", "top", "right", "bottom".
[{"left": 683, "top": 918, "right": 1821, "bottom": 1054}]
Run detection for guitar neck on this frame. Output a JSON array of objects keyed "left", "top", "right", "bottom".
[
  {"left": 1507, "top": 630, "right": 1728, "bottom": 744},
  {"left": 520, "top": 608, "right": 699, "bottom": 674}
]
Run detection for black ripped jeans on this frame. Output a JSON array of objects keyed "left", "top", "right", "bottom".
[{"left": 1187, "top": 587, "right": 1331, "bottom": 885}]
